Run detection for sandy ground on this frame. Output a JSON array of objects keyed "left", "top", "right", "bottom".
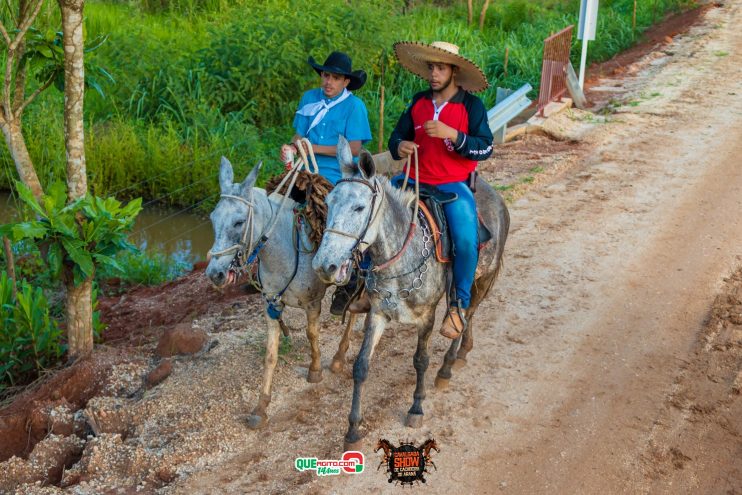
[{"left": 2, "top": 2, "right": 741, "bottom": 494}]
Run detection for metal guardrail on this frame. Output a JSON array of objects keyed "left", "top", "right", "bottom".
[
  {"left": 488, "top": 83, "right": 532, "bottom": 144},
  {"left": 537, "top": 25, "right": 574, "bottom": 116}
]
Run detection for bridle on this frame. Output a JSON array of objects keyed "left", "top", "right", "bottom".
[
  {"left": 207, "top": 138, "right": 319, "bottom": 269},
  {"left": 324, "top": 148, "right": 421, "bottom": 273},
  {"left": 323, "top": 176, "right": 385, "bottom": 263},
  {"left": 206, "top": 189, "right": 267, "bottom": 270}
]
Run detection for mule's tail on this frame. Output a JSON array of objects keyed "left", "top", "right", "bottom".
[{"left": 470, "top": 201, "right": 510, "bottom": 311}]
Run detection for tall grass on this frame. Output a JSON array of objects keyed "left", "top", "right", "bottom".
[{"left": 0, "top": 0, "right": 696, "bottom": 210}]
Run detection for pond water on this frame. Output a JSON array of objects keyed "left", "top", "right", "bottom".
[{"left": 0, "top": 191, "right": 214, "bottom": 263}]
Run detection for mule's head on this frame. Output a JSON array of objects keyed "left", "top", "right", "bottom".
[
  {"left": 313, "top": 136, "right": 381, "bottom": 285},
  {"left": 205, "top": 157, "right": 263, "bottom": 287}
]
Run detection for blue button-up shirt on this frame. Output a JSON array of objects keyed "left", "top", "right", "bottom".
[{"left": 293, "top": 88, "right": 372, "bottom": 185}]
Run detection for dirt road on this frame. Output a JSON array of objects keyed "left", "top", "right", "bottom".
[
  {"left": 178, "top": 4, "right": 742, "bottom": 493},
  {"left": 3, "top": 3, "right": 740, "bottom": 494}
]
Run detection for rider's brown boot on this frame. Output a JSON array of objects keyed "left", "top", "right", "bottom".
[
  {"left": 348, "top": 291, "right": 371, "bottom": 314},
  {"left": 439, "top": 305, "right": 466, "bottom": 339}
]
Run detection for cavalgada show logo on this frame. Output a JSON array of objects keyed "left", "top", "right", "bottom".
[
  {"left": 294, "top": 451, "right": 364, "bottom": 476},
  {"left": 376, "top": 438, "right": 440, "bottom": 486}
]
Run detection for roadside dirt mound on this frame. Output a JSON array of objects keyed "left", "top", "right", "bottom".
[
  {"left": 0, "top": 265, "right": 261, "bottom": 470},
  {"left": 97, "top": 264, "right": 261, "bottom": 345},
  {"left": 0, "top": 349, "right": 145, "bottom": 462}
]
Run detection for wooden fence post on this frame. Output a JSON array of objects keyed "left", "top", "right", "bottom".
[{"left": 504, "top": 47, "right": 509, "bottom": 78}]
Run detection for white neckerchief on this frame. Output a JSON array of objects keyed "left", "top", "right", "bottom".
[{"left": 296, "top": 88, "right": 352, "bottom": 133}]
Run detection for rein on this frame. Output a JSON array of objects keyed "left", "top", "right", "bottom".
[
  {"left": 325, "top": 147, "right": 421, "bottom": 273},
  {"left": 207, "top": 139, "right": 320, "bottom": 264},
  {"left": 374, "top": 147, "right": 420, "bottom": 272}
]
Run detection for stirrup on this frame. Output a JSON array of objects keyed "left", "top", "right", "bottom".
[
  {"left": 330, "top": 277, "right": 365, "bottom": 317},
  {"left": 348, "top": 290, "right": 371, "bottom": 314},
  {"left": 440, "top": 304, "right": 467, "bottom": 339}
]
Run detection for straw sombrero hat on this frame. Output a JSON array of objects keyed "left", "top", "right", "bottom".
[{"left": 393, "top": 41, "right": 489, "bottom": 93}]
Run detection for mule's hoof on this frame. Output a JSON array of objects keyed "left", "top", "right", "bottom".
[
  {"left": 405, "top": 413, "right": 424, "bottom": 428},
  {"left": 452, "top": 358, "right": 468, "bottom": 370},
  {"left": 344, "top": 438, "right": 364, "bottom": 452},
  {"left": 434, "top": 376, "right": 450, "bottom": 390},
  {"left": 329, "top": 359, "right": 344, "bottom": 374},
  {"left": 307, "top": 370, "right": 323, "bottom": 383},
  {"left": 247, "top": 414, "right": 267, "bottom": 429}
]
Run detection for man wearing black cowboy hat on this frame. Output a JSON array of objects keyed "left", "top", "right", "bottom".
[
  {"left": 280, "top": 51, "right": 372, "bottom": 316},
  {"left": 280, "top": 51, "right": 372, "bottom": 186}
]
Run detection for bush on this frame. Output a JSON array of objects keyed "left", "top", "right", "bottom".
[
  {"left": 0, "top": 271, "right": 64, "bottom": 393},
  {"left": 97, "top": 248, "right": 191, "bottom": 288}
]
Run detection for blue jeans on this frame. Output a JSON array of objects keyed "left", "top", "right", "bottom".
[{"left": 392, "top": 175, "right": 478, "bottom": 308}]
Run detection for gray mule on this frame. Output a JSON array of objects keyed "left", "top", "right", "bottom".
[
  {"left": 206, "top": 157, "right": 354, "bottom": 428},
  {"left": 313, "top": 137, "right": 509, "bottom": 450}
]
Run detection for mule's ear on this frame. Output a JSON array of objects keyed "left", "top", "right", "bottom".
[
  {"left": 240, "top": 160, "right": 262, "bottom": 196},
  {"left": 219, "top": 156, "right": 234, "bottom": 192},
  {"left": 337, "top": 135, "right": 357, "bottom": 178},
  {"left": 358, "top": 149, "right": 376, "bottom": 180}
]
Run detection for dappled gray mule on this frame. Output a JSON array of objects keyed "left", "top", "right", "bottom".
[
  {"left": 313, "top": 137, "right": 509, "bottom": 449},
  {"left": 206, "top": 158, "right": 350, "bottom": 428}
]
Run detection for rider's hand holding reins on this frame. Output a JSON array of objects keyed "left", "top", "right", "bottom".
[{"left": 397, "top": 140, "right": 418, "bottom": 158}]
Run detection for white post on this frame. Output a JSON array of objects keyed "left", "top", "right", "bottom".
[
  {"left": 578, "top": 0, "right": 594, "bottom": 89},
  {"left": 579, "top": 38, "right": 589, "bottom": 89}
]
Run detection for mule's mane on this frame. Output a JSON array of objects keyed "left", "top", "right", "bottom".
[{"left": 376, "top": 175, "right": 416, "bottom": 210}]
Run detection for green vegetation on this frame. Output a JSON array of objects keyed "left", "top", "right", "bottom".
[
  {"left": 1, "top": 181, "right": 142, "bottom": 286},
  {"left": 1, "top": 0, "right": 696, "bottom": 212},
  {"left": 1, "top": 271, "right": 64, "bottom": 394},
  {"left": 98, "top": 249, "right": 192, "bottom": 288},
  {"left": 0, "top": 183, "right": 187, "bottom": 392}
]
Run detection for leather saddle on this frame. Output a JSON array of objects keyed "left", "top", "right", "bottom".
[{"left": 392, "top": 179, "right": 493, "bottom": 263}]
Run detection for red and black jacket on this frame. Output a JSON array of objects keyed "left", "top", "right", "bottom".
[{"left": 388, "top": 88, "right": 493, "bottom": 185}]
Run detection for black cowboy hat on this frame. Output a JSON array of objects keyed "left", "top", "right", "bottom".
[{"left": 308, "top": 51, "right": 367, "bottom": 91}]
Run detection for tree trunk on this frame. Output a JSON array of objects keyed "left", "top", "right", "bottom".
[
  {"left": 59, "top": 0, "right": 87, "bottom": 200},
  {"left": 65, "top": 276, "right": 94, "bottom": 356},
  {"left": 467, "top": 0, "right": 473, "bottom": 24},
  {"left": 59, "top": 0, "right": 91, "bottom": 359},
  {"left": 479, "top": 0, "right": 491, "bottom": 30},
  {"left": 0, "top": 121, "right": 44, "bottom": 202}
]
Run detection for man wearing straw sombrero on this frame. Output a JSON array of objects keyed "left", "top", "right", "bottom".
[{"left": 386, "top": 41, "right": 494, "bottom": 339}]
